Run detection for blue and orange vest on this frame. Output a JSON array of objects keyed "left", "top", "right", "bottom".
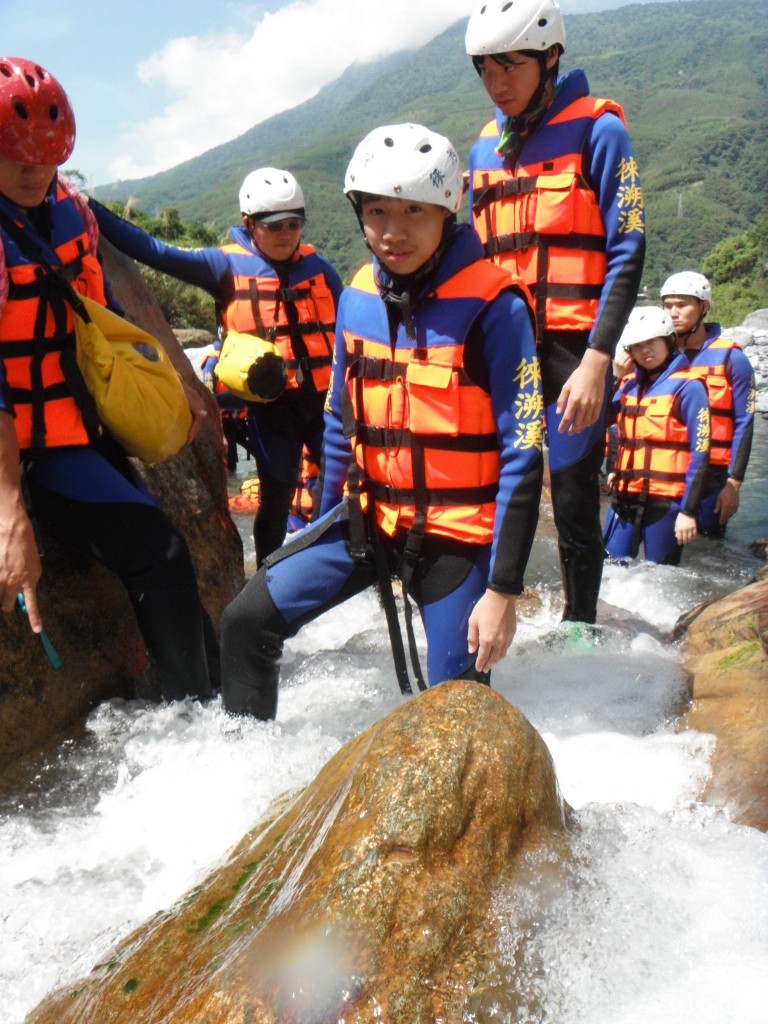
[
  {"left": 613, "top": 369, "right": 710, "bottom": 500},
  {"left": 342, "top": 261, "right": 528, "bottom": 544},
  {"left": 0, "top": 182, "right": 107, "bottom": 450},
  {"left": 471, "top": 96, "right": 626, "bottom": 342},
  {"left": 218, "top": 241, "right": 336, "bottom": 393},
  {"left": 682, "top": 336, "right": 741, "bottom": 468}
]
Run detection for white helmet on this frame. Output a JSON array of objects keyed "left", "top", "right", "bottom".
[
  {"left": 465, "top": 0, "right": 566, "bottom": 56},
  {"left": 239, "top": 167, "right": 305, "bottom": 220},
  {"left": 660, "top": 271, "right": 712, "bottom": 303},
  {"left": 619, "top": 307, "right": 676, "bottom": 352},
  {"left": 344, "top": 123, "right": 463, "bottom": 214}
]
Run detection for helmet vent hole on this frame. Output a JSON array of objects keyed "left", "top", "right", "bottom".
[
  {"left": 0, "top": 65, "right": 12, "bottom": 79},
  {"left": 502, "top": 3, "right": 513, "bottom": 11},
  {"left": 538, "top": 18, "right": 548, "bottom": 26},
  {"left": 12, "top": 100, "right": 28, "bottom": 120},
  {"left": 384, "top": 137, "right": 394, "bottom": 147},
  {"left": 49, "top": 104, "right": 59, "bottom": 122},
  {"left": 419, "top": 143, "right": 432, "bottom": 153},
  {"left": 480, "top": 4, "right": 487, "bottom": 13},
  {"left": 23, "top": 72, "right": 36, "bottom": 88}
]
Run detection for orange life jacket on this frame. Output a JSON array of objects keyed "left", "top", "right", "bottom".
[
  {"left": 613, "top": 373, "right": 708, "bottom": 500},
  {"left": 218, "top": 241, "right": 336, "bottom": 393},
  {"left": 681, "top": 337, "right": 739, "bottom": 467},
  {"left": 0, "top": 182, "right": 108, "bottom": 450},
  {"left": 344, "top": 261, "right": 522, "bottom": 544},
  {"left": 289, "top": 450, "right": 319, "bottom": 524},
  {"left": 471, "top": 96, "right": 626, "bottom": 341}
]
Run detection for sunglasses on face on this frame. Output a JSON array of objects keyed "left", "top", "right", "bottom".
[{"left": 256, "top": 218, "right": 305, "bottom": 233}]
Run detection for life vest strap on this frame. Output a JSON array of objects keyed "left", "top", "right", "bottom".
[
  {"left": 486, "top": 230, "right": 606, "bottom": 258},
  {"left": 366, "top": 480, "right": 499, "bottom": 507},
  {"left": 357, "top": 423, "right": 498, "bottom": 453},
  {"left": 473, "top": 172, "right": 592, "bottom": 216},
  {"left": 347, "top": 354, "right": 475, "bottom": 388}
]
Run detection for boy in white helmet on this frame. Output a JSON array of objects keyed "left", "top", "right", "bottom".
[
  {"left": 660, "top": 271, "right": 755, "bottom": 537},
  {"left": 465, "top": 0, "right": 645, "bottom": 626},
  {"left": 90, "top": 169, "right": 343, "bottom": 565},
  {"left": 603, "top": 308, "right": 710, "bottom": 565},
  {"left": 221, "top": 124, "right": 544, "bottom": 719}
]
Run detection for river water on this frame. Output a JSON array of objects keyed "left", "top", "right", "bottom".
[{"left": 1, "top": 420, "right": 767, "bottom": 1023}]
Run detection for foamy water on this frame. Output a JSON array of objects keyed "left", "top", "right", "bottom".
[{"left": 1, "top": 437, "right": 767, "bottom": 1022}]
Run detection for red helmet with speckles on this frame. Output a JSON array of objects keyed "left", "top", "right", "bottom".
[{"left": 0, "top": 57, "right": 76, "bottom": 165}]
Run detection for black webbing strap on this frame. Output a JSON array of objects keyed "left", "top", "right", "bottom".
[{"left": 370, "top": 521, "right": 414, "bottom": 696}]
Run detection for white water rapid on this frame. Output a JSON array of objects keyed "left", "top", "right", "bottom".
[{"left": 1, "top": 421, "right": 767, "bottom": 1024}]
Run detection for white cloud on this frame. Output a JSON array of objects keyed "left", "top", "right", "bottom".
[{"left": 109, "top": 0, "right": 473, "bottom": 181}]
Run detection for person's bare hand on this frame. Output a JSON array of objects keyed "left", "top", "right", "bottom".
[
  {"left": 467, "top": 589, "right": 517, "bottom": 673},
  {"left": 557, "top": 348, "right": 611, "bottom": 434}
]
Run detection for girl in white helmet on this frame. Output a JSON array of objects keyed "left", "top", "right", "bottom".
[
  {"left": 660, "top": 271, "right": 755, "bottom": 538},
  {"left": 221, "top": 124, "right": 544, "bottom": 719},
  {"left": 465, "top": 0, "right": 646, "bottom": 624},
  {"left": 89, "top": 167, "right": 343, "bottom": 566},
  {"left": 603, "top": 307, "right": 711, "bottom": 565}
]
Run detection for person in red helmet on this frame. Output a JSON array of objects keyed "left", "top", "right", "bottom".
[{"left": 0, "top": 57, "right": 219, "bottom": 701}]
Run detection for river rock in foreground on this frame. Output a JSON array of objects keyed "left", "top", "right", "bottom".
[
  {"left": 676, "top": 572, "right": 768, "bottom": 831},
  {"left": 26, "top": 681, "right": 570, "bottom": 1024}
]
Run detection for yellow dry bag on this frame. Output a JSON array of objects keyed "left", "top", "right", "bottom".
[
  {"left": 73, "top": 294, "right": 192, "bottom": 463},
  {"left": 215, "top": 331, "right": 286, "bottom": 403}
]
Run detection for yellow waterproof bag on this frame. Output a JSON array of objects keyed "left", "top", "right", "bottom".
[
  {"left": 215, "top": 331, "right": 286, "bottom": 403},
  {"left": 73, "top": 294, "right": 192, "bottom": 463}
]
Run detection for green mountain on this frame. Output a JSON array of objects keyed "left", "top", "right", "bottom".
[{"left": 94, "top": 0, "right": 768, "bottom": 291}]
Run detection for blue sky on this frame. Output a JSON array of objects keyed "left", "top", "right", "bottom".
[{"left": 5, "top": 0, "right": 676, "bottom": 187}]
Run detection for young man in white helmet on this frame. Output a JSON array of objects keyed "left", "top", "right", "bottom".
[
  {"left": 660, "top": 271, "right": 755, "bottom": 538},
  {"left": 89, "top": 168, "right": 343, "bottom": 565},
  {"left": 603, "top": 307, "right": 710, "bottom": 565},
  {"left": 220, "top": 124, "right": 544, "bottom": 719},
  {"left": 465, "top": 0, "right": 645, "bottom": 626}
]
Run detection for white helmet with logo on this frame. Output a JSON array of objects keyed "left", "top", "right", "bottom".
[
  {"left": 619, "top": 307, "right": 676, "bottom": 352},
  {"left": 660, "top": 271, "right": 712, "bottom": 303},
  {"left": 344, "top": 123, "right": 463, "bottom": 214},
  {"left": 239, "top": 167, "right": 305, "bottom": 221},
  {"left": 465, "top": 0, "right": 566, "bottom": 56}
]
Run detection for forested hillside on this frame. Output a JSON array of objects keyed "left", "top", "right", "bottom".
[{"left": 93, "top": 0, "right": 767, "bottom": 293}]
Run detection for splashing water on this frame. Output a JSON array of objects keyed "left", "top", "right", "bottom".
[{"left": 1, "top": 430, "right": 767, "bottom": 1023}]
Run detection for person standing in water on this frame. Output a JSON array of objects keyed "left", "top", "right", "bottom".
[
  {"left": 465, "top": 0, "right": 645, "bottom": 627},
  {"left": 220, "top": 123, "right": 544, "bottom": 719}
]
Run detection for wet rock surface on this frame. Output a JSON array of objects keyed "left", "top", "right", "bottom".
[
  {"left": 676, "top": 572, "right": 768, "bottom": 831},
  {"left": 25, "top": 681, "right": 570, "bottom": 1024}
]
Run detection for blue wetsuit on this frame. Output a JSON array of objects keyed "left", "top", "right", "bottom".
[
  {"left": 469, "top": 69, "right": 645, "bottom": 622},
  {"left": 679, "top": 324, "right": 756, "bottom": 538},
  {"left": 603, "top": 354, "right": 711, "bottom": 564},
  {"left": 220, "top": 225, "right": 543, "bottom": 718}
]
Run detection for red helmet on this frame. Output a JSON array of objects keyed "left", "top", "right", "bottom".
[{"left": 0, "top": 57, "right": 76, "bottom": 166}]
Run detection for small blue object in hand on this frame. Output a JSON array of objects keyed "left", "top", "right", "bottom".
[{"left": 16, "top": 594, "right": 63, "bottom": 670}]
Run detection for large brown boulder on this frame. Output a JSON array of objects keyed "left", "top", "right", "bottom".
[
  {"left": 676, "top": 571, "right": 768, "bottom": 831},
  {"left": 0, "top": 240, "right": 244, "bottom": 772},
  {"left": 25, "top": 681, "right": 571, "bottom": 1024}
]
